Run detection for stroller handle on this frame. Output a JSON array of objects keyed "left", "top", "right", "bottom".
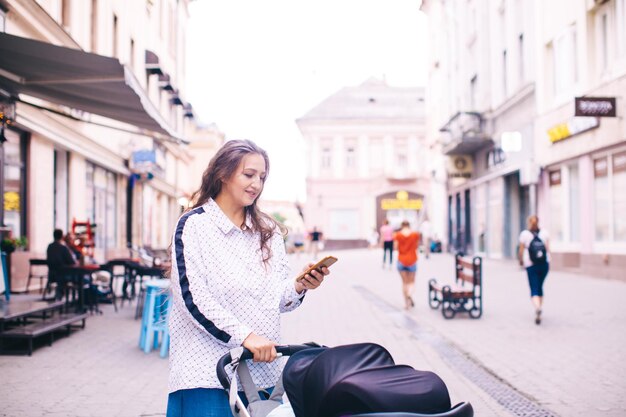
[{"left": 216, "top": 344, "right": 317, "bottom": 390}]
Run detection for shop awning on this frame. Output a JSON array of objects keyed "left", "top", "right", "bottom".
[{"left": 0, "top": 32, "right": 181, "bottom": 141}]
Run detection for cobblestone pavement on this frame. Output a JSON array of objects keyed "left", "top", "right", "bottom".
[
  {"left": 1, "top": 249, "right": 625, "bottom": 417},
  {"left": 285, "top": 249, "right": 626, "bottom": 417}
]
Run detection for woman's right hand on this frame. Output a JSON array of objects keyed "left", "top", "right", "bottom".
[{"left": 242, "top": 333, "right": 277, "bottom": 363}]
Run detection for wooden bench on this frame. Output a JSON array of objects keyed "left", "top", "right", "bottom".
[
  {"left": 0, "top": 312, "right": 88, "bottom": 355},
  {"left": 428, "top": 254, "right": 482, "bottom": 319}
]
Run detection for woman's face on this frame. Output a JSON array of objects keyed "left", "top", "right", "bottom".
[{"left": 220, "top": 153, "right": 266, "bottom": 208}]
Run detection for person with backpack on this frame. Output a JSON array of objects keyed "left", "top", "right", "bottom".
[{"left": 518, "top": 215, "right": 550, "bottom": 325}]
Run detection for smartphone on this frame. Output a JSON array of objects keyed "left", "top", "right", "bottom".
[{"left": 295, "top": 255, "right": 338, "bottom": 282}]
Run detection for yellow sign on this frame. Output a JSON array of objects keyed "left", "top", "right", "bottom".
[
  {"left": 4, "top": 191, "right": 19, "bottom": 212},
  {"left": 381, "top": 198, "right": 422, "bottom": 210}
]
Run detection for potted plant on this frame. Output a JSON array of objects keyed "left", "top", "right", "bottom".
[{"left": 1, "top": 237, "right": 17, "bottom": 254}]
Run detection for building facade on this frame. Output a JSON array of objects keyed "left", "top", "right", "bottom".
[
  {"left": 0, "top": 0, "right": 219, "bottom": 290},
  {"left": 532, "top": 0, "right": 626, "bottom": 279},
  {"left": 421, "top": 0, "right": 538, "bottom": 259},
  {"left": 421, "top": 0, "right": 626, "bottom": 279},
  {"left": 296, "top": 78, "right": 439, "bottom": 249}
]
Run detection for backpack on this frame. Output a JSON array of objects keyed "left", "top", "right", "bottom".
[{"left": 528, "top": 231, "right": 547, "bottom": 265}]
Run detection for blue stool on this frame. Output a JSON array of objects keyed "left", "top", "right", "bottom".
[{"left": 139, "top": 279, "right": 171, "bottom": 356}]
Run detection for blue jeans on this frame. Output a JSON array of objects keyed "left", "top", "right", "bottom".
[
  {"left": 167, "top": 388, "right": 234, "bottom": 417},
  {"left": 383, "top": 241, "right": 394, "bottom": 265},
  {"left": 167, "top": 387, "right": 273, "bottom": 417},
  {"left": 526, "top": 262, "right": 549, "bottom": 297},
  {"left": 397, "top": 261, "right": 417, "bottom": 272}
]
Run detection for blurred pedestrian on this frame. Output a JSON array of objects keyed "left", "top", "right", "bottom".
[
  {"left": 46, "top": 229, "right": 77, "bottom": 300},
  {"left": 308, "top": 226, "right": 324, "bottom": 260},
  {"left": 64, "top": 232, "right": 83, "bottom": 264},
  {"left": 379, "top": 219, "right": 394, "bottom": 269},
  {"left": 368, "top": 227, "right": 379, "bottom": 250},
  {"left": 292, "top": 229, "right": 305, "bottom": 258},
  {"left": 518, "top": 215, "right": 550, "bottom": 325},
  {"left": 394, "top": 220, "right": 421, "bottom": 310},
  {"left": 166, "top": 139, "right": 331, "bottom": 417}
]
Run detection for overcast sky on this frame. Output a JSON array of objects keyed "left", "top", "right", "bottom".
[{"left": 186, "top": 0, "right": 428, "bottom": 202}]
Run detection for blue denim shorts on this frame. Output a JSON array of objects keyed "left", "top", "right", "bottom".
[{"left": 397, "top": 261, "right": 417, "bottom": 272}]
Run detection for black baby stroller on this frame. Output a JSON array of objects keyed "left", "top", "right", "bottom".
[{"left": 217, "top": 342, "right": 473, "bottom": 417}]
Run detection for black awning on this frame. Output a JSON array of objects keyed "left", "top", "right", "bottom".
[
  {"left": 145, "top": 49, "right": 163, "bottom": 75},
  {"left": 0, "top": 32, "right": 180, "bottom": 141}
]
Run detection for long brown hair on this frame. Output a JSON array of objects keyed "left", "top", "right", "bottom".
[{"left": 188, "top": 139, "right": 286, "bottom": 263}]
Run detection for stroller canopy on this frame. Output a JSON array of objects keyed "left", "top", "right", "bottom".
[{"left": 282, "top": 343, "right": 451, "bottom": 417}]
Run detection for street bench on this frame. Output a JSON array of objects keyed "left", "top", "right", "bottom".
[
  {"left": 0, "top": 312, "right": 88, "bottom": 355},
  {"left": 428, "top": 254, "right": 482, "bottom": 319}
]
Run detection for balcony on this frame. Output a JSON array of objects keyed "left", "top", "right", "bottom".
[{"left": 439, "top": 111, "right": 493, "bottom": 155}]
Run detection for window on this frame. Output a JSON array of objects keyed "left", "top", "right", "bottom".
[
  {"left": 502, "top": 50, "right": 508, "bottom": 97},
  {"left": 54, "top": 150, "right": 69, "bottom": 231},
  {"left": 130, "top": 38, "right": 135, "bottom": 69},
  {"left": 0, "top": 7, "right": 6, "bottom": 32},
  {"left": 86, "top": 162, "right": 117, "bottom": 261},
  {"left": 321, "top": 147, "right": 331, "bottom": 169},
  {"left": 618, "top": 0, "right": 626, "bottom": 57},
  {"left": 613, "top": 152, "right": 626, "bottom": 240},
  {"left": 112, "top": 14, "right": 118, "bottom": 57},
  {"left": 470, "top": 75, "right": 477, "bottom": 109},
  {"left": 594, "top": 158, "right": 609, "bottom": 241},
  {"left": 61, "top": 0, "right": 71, "bottom": 29},
  {"left": 553, "top": 25, "right": 577, "bottom": 95},
  {"left": 549, "top": 170, "right": 563, "bottom": 241},
  {"left": 568, "top": 163, "right": 580, "bottom": 242},
  {"left": 346, "top": 147, "right": 355, "bottom": 169},
  {"left": 2, "top": 129, "right": 26, "bottom": 240},
  {"left": 518, "top": 33, "right": 524, "bottom": 83},
  {"left": 90, "top": 0, "right": 98, "bottom": 52},
  {"left": 600, "top": 12, "right": 609, "bottom": 71}
]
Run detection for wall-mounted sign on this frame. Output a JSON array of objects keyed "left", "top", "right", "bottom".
[
  {"left": 447, "top": 155, "right": 472, "bottom": 178},
  {"left": 547, "top": 117, "right": 599, "bottom": 143},
  {"left": 380, "top": 190, "right": 423, "bottom": 210},
  {"left": 500, "top": 131, "right": 522, "bottom": 152},
  {"left": 575, "top": 97, "right": 616, "bottom": 117}
]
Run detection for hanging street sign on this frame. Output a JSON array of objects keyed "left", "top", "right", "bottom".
[{"left": 575, "top": 97, "right": 616, "bottom": 117}]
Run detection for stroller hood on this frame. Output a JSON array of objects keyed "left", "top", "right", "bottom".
[{"left": 282, "top": 343, "right": 451, "bottom": 417}]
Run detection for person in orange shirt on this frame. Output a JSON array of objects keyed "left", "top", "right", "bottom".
[{"left": 394, "top": 220, "right": 421, "bottom": 310}]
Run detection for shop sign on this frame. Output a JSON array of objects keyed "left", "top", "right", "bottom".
[
  {"left": 380, "top": 190, "right": 423, "bottom": 210},
  {"left": 447, "top": 155, "right": 472, "bottom": 179},
  {"left": 3, "top": 191, "right": 19, "bottom": 212},
  {"left": 575, "top": 97, "right": 616, "bottom": 118},
  {"left": 547, "top": 117, "right": 599, "bottom": 143}
]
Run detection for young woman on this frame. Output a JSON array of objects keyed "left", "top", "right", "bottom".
[
  {"left": 394, "top": 220, "right": 421, "bottom": 310},
  {"left": 166, "top": 140, "right": 330, "bottom": 417},
  {"left": 518, "top": 215, "right": 550, "bottom": 325}
]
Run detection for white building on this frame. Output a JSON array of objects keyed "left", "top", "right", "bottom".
[
  {"left": 532, "top": 0, "right": 626, "bottom": 279},
  {"left": 422, "top": 0, "right": 626, "bottom": 279},
  {"left": 0, "top": 0, "right": 220, "bottom": 290},
  {"left": 421, "top": 0, "right": 538, "bottom": 258},
  {"left": 296, "top": 78, "right": 440, "bottom": 249}
]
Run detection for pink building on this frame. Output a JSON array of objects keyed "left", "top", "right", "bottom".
[{"left": 296, "top": 78, "right": 439, "bottom": 249}]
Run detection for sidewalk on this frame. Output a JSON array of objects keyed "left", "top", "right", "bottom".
[
  {"left": 285, "top": 249, "right": 626, "bottom": 417},
  {"left": 0, "top": 249, "right": 624, "bottom": 416}
]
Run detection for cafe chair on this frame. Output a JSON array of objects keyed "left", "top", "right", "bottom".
[
  {"left": 27, "top": 259, "right": 49, "bottom": 294},
  {"left": 133, "top": 265, "right": 167, "bottom": 319},
  {"left": 139, "top": 279, "right": 171, "bottom": 357}
]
